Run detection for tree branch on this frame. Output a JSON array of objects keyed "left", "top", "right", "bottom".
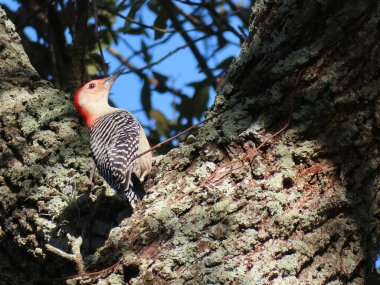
[
  {"left": 46, "top": 234, "right": 85, "bottom": 274},
  {"left": 122, "top": 34, "right": 210, "bottom": 75},
  {"left": 57, "top": 0, "right": 74, "bottom": 37},
  {"left": 160, "top": 0, "right": 216, "bottom": 88},
  {"left": 71, "top": 0, "right": 89, "bottom": 94},
  {"left": 205, "top": 0, "right": 245, "bottom": 43},
  {"left": 93, "top": 0, "right": 108, "bottom": 76},
  {"left": 19, "top": 0, "right": 55, "bottom": 28},
  {"left": 225, "top": 0, "right": 249, "bottom": 27},
  {"left": 98, "top": 5, "right": 177, "bottom": 34},
  {"left": 107, "top": 47, "right": 187, "bottom": 98},
  {"left": 124, "top": 33, "right": 175, "bottom": 62}
]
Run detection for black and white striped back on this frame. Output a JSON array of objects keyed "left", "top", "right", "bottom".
[{"left": 90, "top": 111, "right": 142, "bottom": 206}]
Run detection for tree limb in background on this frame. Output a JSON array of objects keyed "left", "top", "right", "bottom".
[
  {"left": 116, "top": 38, "right": 176, "bottom": 111},
  {"left": 57, "top": 0, "right": 74, "bottom": 37},
  {"left": 71, "top": 0, "right": 89, "bottom": 94},
  {"left": 122, "top": 0, "right": 147, "bottom": 30},
  {"left": 103, "top": 6, "right": 214, "bottom": 35},
  {"left": 225, "top": 0, "right": 249, "bottom": 27},
  {"left": 122, "top": 34, "right": 210, "bottom": 75},
  {"left": 161, "top": 0, "right": 217, "bottom": 88},
  {"left": 93, "top": 0, "right": 108, "bottom": 76},
  {"left": 174, "top": 0, "right": 204, "bottom": 7},
  {"left": 19, "top": 0, "right": 55, "bottom": 28},
  {"left": 46, "top": 25, "right": 60, "bottom": 88},
  {"left": 108, "top": 47, "right": 187, "bottom": 99},
  {"left": 124, "top": 34, "right": 175, "bottom": 62},
  {"left": 98, "top": 5, "right": 177, "bottom": 34},
  {"left": 171, "top": 1, "right": 226, "bottom": 46},
  {"left": 205, "top": 0, "right": 245, "bottom": 43},
  {"left": 172, "top": 2, "right": 203, "bottom": 27}
]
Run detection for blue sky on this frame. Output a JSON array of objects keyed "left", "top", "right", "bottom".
[{"left": 1, "top": 0, "right": 245, "bottom": 130}]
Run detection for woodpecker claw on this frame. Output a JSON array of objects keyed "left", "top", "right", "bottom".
[{"left": 102, "top": 67, "right": 126, "bottom": 88}]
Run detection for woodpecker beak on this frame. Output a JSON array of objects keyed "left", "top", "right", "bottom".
[{"left": 102, "top": 67, "right": 126, "bottom": 88}]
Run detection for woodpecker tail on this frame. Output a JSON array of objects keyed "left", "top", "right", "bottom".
[{"left": 124, "top": 174, "right": 146, "bottom": 209}]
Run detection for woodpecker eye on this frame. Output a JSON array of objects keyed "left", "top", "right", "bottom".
[{"left": 88, "top": 83, "right": 96, "bottom": 89}]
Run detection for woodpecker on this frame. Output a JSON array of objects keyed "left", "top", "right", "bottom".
[{"left": 74, "top": 67, "right": 152, "bottom": 207}]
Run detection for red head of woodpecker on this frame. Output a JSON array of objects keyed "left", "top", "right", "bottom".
[
  {"left": 74, "top": 67, "right": 126, "bottom": 128},
  {"left": 73, "top": 67, "right": 152, "bottom": 208}
]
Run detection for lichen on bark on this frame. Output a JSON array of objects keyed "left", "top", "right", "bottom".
[
  {"left": 1, "top": 1, "right": 380, "bottom": 284},
  {"left": 88, "top": 1, "right": 380, "bottom": 284},
  {"left": 0, "top": 5, "right": 121, "bottom": 283}
]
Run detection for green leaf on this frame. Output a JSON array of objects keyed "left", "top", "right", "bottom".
[
  {"left": 141, "top": 40, "right": 152, "bottom": 63},
  {"left": 141, "top": 78, "right": 152, "bottom": 117},
  {"left": 124, "top": 0, "right": 146, "bottom": 30},
  {"left": 98, "top": 14, "right": 113, "bottom": 30},
  {"left": 188, "top": 80, "right": 210, "bottom": 120},
  {"left": 215, "top": 56, "right": 234, "bottom": 70},
  {"left": 89, "top": 53, "right": 108, "bottom": 73},
  {"left": 177, "top": 96, "right": 193, "bottom": 125},
  {"left": 147, "top": 0, "right": 159, "bottom": 13},
  {"left": 150, "top": 109, "right": 170, "bottom": 136},
  {"left": 108, "top": 97, "right": 117, "bottom": 108},
  {"left": 152, "top": 71, "right": 168, "bottom": 93},
  {"left": 153, "top": 7, "right": 168, "bottom": 40},
  {"left": 99, "top": 29, "right": 115, "bottom": 47}
]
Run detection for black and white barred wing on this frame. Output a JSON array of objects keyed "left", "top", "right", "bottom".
[
  {"left": 106, "top": 128, "right": 140, "bottom": 193},
  {"left": 90, "top": 111, "right": 140, "bottom": 196}
]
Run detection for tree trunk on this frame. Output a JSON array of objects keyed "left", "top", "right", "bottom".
[{"left": 1, "top": 1, "right": 380, "bottom": 284}]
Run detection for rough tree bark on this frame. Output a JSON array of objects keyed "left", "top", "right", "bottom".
[{"left": 1, "top": 1, "right": 380, "bottom": 284}]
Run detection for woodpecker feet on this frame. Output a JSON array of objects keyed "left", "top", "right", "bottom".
[{"left": 86, "top": 161, "right": 97, "bottom": 189}]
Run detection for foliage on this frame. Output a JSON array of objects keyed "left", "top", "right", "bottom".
[{"left": 3, "top": 0, "right": 251, "bottom": 151}]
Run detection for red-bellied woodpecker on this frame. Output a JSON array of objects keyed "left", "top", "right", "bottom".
[{"left": 74, "top": 67, "right": 152, "bottom": 207}]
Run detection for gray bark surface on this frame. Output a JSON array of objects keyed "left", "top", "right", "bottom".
[
  {"left": 0, "top": 6, "right": 114, "bottom": 283},
  {"left": 1, "top": 1, "right": 380, "bottom": 284}
]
